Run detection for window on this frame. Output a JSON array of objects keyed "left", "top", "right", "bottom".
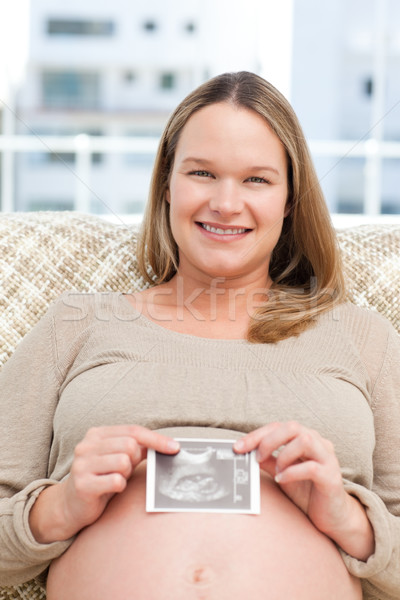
[
  {"left": 291, "top": 0, "right": 400, "bottom": 217},
  {"left": 27, "top": 198, "right": 74, "bottom": 211},
  {"left": 123, "top": 199, "right": 147, "bottom": 214},
  {"left": 123, "top": 71, "right": 136, "bottom": 84},
  {"left": 363, "top": 77, "right": 373, "bottom": 97},
  {"left": 124, "top": 129, "right": 159, "bottom": 166},
  {"left": 28, "top": 128, "right": 103, "bottom": 165},
  {"left": 47, "top": 19, "right": 115, "bottom": 36},
  {"left": 42, "top": 71, "right": 100, "bottom": 109},
  {"left": 160, "top": 72, "right": 176, "bottom": 90},
  {"left": 381, "top": 158, "right": 400, "bottom": 214},
  {"left": 46, "top": 152, "right": 75, "bottom": 165},
  {"left": 185, "top": 22, "right": 197, "bottom": 34},
  {"left": 333, "top": 158, "right": 365, "bottom": 214},
  {"left": 143, "top": 20, "right": 157, "bottom": 32}
]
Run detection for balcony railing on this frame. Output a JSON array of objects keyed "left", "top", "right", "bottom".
[{"left": 0, "top": 133, "right": 400, "bottom": 225}]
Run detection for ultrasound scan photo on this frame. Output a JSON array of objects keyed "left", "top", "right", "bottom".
[{"left": 146, "top": 439, "right": 260, "bottom": 514}]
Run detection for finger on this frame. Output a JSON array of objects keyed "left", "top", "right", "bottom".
[
  {"left": 233, "top": 423, "right": 282, "bottom": 454},
  {"left": 85, "top": 425, "right": 180, "bottom": 453},
  {"left": 234, "top": 421, "right": 306, "bottom": 463},
  {"left": 72, "top": 471, "right": 129, "bottom": 497},
  {"left": 274, "top": 431, "right": 332, "bottom": 474},
  {"left": 85, "top": 436, "right": 141, "bottom": 460},
  {"left": 258, "top": 422, "right": 320, "bottom": 464},
  {"left": 74, "top": 436, "right": 141, "bottom": 465},
  {"left": 87, "top": 453, "right": 134, "bottom": 479},
  {"left": 274, "top": 460, "right": 331, "bottom": 489},
  {"left": 128, "top": 426, "right": 180, "bottom": 454}
]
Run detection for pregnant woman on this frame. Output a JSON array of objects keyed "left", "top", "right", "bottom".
[{"left": 1, "top": 72, "right": 399, "bottom": 600}]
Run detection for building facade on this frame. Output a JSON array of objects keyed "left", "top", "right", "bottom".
[
  {"left": 5, "top": 0, "right": 400, "bottom": 216},
  {"left": 290, "top": 0, "right": 400, "bottom": 214},
  {"left": 13, "top": 0, "right": 262, "bottom": 215}
]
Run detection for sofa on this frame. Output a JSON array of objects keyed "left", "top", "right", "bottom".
[{"left": 0, "top": 211, "right": 399, "bottom": 600}]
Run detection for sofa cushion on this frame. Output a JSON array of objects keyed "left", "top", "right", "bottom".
[
  {"left": 337, "top": 223, "right": 400, "bottom": 333},
  {"left": 0, "top": 212, "right": 145, "bottom": 366},
  {"left": 0, "top": 212, "right": 399, "bottom": 369}
]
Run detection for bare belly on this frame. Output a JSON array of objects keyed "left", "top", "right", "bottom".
[{"left": 47, "top": 464, "right": 362, "bottom": 600}]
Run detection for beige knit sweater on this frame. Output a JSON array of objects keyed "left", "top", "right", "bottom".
[{"left": 0, "top": 292, "right": 399, "bottom": 599}]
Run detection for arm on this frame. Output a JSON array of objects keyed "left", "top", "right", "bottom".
[
  {"left": 338, "top": 323, "right": 400, "bottom": 599},
  {"left": 235, "top": 320, "right": 400, "bottom": 599},
  {"left": 234, "top": 421, "right": 375, "bottom": 560},
  {"left": 29, "top": 425, "right": 179, "bottom": 543},
  {"left": 0, "top": 302, "right": 72, "bottom": 585},
  {"left": 0, "top": 294, "right": 181, "bottom": 586}
]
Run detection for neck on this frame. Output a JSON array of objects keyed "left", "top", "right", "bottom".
[{"left": 165, "top": 272, "right": 271, "bottom": 323}]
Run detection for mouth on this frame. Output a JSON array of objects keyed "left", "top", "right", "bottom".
[{"left": 196, "top": 222, "right": 252, "bottom": 236}]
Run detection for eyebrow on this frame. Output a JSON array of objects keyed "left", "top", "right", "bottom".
[{"left": 181, "top": 157, "right": 280, "bottom": 176}]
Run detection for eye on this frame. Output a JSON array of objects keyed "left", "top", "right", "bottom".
[
  {"left": 246, "top": 176, "right": 270, "bottom": 184},
  {"left": 189, "top": 170, "right": 213, "bottom": 178}
]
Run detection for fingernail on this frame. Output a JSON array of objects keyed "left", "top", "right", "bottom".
[
  {"left": 168, "top": 440, "right": 180, "bottom": 452},
  {"left": 275, "top": 473, "right": 282, "bottom": 483},
  {"left": 234, "top": 440, "right": 244, "bottom": 451}
]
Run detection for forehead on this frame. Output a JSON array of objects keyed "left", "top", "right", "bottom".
[{"left": 174, "top": 102, "right": 286, "bottom": 163}]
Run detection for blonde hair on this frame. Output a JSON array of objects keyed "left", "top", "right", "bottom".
[{"left": 138, "top": 71, "right": 346, "bottom": 343}]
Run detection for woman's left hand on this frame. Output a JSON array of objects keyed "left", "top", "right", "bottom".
[{"left": 234, "top": 421, "right": 375, "bottom": 560}]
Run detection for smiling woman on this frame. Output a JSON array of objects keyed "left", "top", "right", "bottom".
[
  {"left": 138, "top": 73, "right": 347, "bottom": 343},
  {"left": 1, "top": 72, "right": 399, "bottom": 600}
]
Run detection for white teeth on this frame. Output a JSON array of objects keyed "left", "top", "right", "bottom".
[{"left": 201, "top": 223, "right": 247, "bottom": 235}]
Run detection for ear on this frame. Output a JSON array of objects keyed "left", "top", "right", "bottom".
[{"left": 166, "top": 189, "right": 171, "bottom": 204}]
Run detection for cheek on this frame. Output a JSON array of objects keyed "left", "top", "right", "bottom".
[
  {"left": 168, "top": 190, "right": 190, "bottom": 245},
  {"left": 169, "top": 180, "right": 202, "bottom": 219},
  {"left": 259, "top": 193, "right": 288, "bottom": 223}
]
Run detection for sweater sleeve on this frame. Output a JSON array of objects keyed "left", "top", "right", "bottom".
[
  {"left": 0, "top": 301, "right": 73, "bottom": 586},
  {"left": 340, "top": 322, "right": 400, "bottom": 600}
]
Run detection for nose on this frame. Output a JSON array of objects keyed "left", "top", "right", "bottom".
[{"left": 208, "top": 180, "right": 244, "bottom": 216}]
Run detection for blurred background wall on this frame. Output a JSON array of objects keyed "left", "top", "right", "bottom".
[{"left": 0, "top": 0, "right": 399, "bottom": 224}]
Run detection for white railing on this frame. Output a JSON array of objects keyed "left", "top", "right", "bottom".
[
  {"left": 0, "top": 134, "right": 400, "bottom": 226},
  {"left": 309, "top": 139, "right": 400, "bottom": 218},
  {"left": 0, "top": 134, "right": 159, "bottom": 214}
]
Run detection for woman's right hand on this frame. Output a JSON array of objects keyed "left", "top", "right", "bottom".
[{"left": 29, "top": 425, "right": 180, "bottom": 543}]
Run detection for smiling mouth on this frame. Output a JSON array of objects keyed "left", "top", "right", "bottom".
[{"left": 198, "top": 222, "right": 251, "bottom": 235}]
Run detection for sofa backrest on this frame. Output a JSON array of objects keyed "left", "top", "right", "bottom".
[{"left": 0, "top": 211, "right": 399, "bottom": 366}]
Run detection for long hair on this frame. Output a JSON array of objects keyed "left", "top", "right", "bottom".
[{"left": 137, "top": 71, "right": 346, "bottom": 343}]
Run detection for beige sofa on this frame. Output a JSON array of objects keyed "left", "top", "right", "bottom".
[{"left": 0, "top": 211, "right": 400, "bottom": 600}]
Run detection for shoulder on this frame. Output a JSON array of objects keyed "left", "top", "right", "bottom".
[
  {"left": 314, "top": 301, "right": 399, "bottom": 361},
  {"left": 51, "top": 291, "right": 134, "bottom": 323},
  {"left": 317, "top": 301, "right": 396, "bottom": 333},
  {"left": 44, "top": 291, "right": 137, "bottom": 376},
  {"left": 292, "top": 301, "right": 396, "bottom": 363},
  {"left": 320, "top": 301, "right": 397, "bottom": 339},
  {"left": 319, "top": 302, "right": 400, "bottom": 381},
  {"left": 50, "top": 291, "right": 134, "bottom": 351}
]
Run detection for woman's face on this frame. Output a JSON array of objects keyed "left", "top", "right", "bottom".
[{"left": 167, "top": 102, "right": 289, "bottom": 286}]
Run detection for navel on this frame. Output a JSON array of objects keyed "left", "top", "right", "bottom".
[{"left": 184, "top": 564, "right": 215, "bottom": 586}]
